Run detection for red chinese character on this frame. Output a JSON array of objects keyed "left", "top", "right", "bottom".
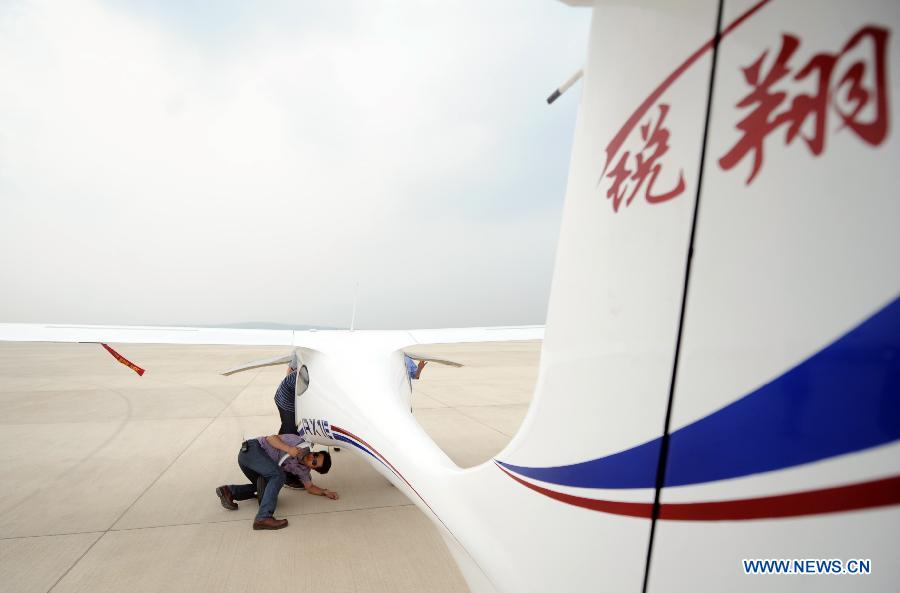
[
  {"left": 718, "top": 34, "right": 799, "bottom": 183},
  {"left": 832, "top": 26, "right": 889, "bottom": 146},
  {"left": 781, "top": 52, "right": 835, "bottom": 156},
  {"left": 633, "top": 104, "right": 685, "bottom": 205},
  {"left": 720, "top": 26, "right": 890, "bottom": 184},
  {"left": 604, "top": 104, "right": 685, "bottom": 212},
  {"left": 604, "top": 150, "right": 633, "bottom": 213}
]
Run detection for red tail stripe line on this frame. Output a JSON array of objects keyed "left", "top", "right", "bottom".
[
  {"left": 100, "top": 343, "right": 145, "bottom": 376},
  {"left": 330, "top": 425, "right": 440, "bottom": 514},
  {"left": 331, "top": 425, "right": 402, "bottom": 478},
  {"left": 332, "top": 426, "right": 427, "bottom": 499},
  {"left": 331, "top": 425, "right": 422, "bottom": 498},
  {"left": 496, "top": 463, "right": 900, "bottom": 521},
  {"left": 497, "top": 463, "right": 653, "bottom": 518},
  {"left": 660, "top": 474, "right": 900, "bottom": 521}
]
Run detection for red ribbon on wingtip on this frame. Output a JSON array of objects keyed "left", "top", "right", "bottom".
[{"left": 100, "top": 343, "right": 146, "bottom": 376}]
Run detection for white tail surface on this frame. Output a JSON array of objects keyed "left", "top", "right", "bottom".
[{"left": 260, "top": 1, "right": 900, "bottom": 591}]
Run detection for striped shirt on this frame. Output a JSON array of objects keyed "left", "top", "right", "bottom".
[
  {"left": 274, "top": 371, "right": 298, "bottom": 412},
  {"left": 274, "top": 354, "right": 309, "bottom": 413}
]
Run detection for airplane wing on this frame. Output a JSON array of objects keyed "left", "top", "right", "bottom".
[
  {"left": 0, "top": 322, "right": 543, "bottom": 375},
  {"left": 0, "top": 323, "right": 297, "bottom": 346},
  {"left": 220, "top": 350, "right": 465, "bottom": 376},
  {"left": 220, "top": 353, "right": 294, "bottom": 376},
  {"left": 0, "top": 322, "right": 543, "bottom": 348},
  {"left": 401, "top": 353, "right": 463, "bottom": 368}
]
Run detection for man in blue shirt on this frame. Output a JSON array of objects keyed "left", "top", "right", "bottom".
[
  {"left": 215, "top": 433, "right": 337, "bottom": 530},
  {"left": 405, "top": 354, "right": 427, "bottom": 381}
]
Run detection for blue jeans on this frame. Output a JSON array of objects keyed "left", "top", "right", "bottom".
[{"left": 229, "top": 440, "right": 284, "bottom": 520}]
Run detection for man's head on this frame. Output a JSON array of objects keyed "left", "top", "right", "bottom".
[{"left": 301, "top": 451, "right": 332, "bottom": 474}]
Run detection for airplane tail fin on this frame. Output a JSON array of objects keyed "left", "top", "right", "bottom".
[{"left": 487, "top": 1, "right": 900, "bottom": 591}]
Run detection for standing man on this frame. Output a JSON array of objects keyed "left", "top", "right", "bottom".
[
  {"left": 275, "top": 351, "right": 309, "bottom": 436},
  {"left": 274, "top": 351, "right": 311, "bottom": 489},
  {"left": 215, "top": 433, "right": 337, "bottom": 530}
]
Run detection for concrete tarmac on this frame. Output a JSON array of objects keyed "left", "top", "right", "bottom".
[{"left": 0, "top": 340, "right": 540, "bottom": 593}]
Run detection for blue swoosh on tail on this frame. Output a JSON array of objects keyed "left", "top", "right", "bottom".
[{"left": 497, "top": 295, "right": 900, "bottom": 488}]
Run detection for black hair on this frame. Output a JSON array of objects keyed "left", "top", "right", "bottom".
[{"left": 316, "top": 451, "right": 332, "bottom": 474}]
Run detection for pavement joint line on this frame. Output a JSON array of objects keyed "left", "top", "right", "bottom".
[
  {"left": 0, "top": 503, "right": 418, "bottom": 542},
  {"left": 149, "top": 376, "right": 244, "bottom": 409},
  {"left": 0, "top": 415, "right": 223, "bottom": 426},
  {"left": 217, "top": 413, "right": 286, "bottom": 419},
  {"left": 0, "top": 384, "right": 140, "bottom": 524},
  {"left": 422, "top": 402, "right": 529, "bottom": 409},
  {"left": 278, "top": 502, "right": 416, "bottom": 520},
  {"left": 45, "top": 367, "right": 265, "bottom": 593},
  {"left": 42, "top": 531, "right": 105, "bottom": 593},
  {"left": 0, "top": 416, "right": 220, "bottom": 426},
  {"left": 414, "top": 392, "right": 513, "bottom": 431},
  {"left": 413, "top": 389, "right": 452, "bottom": 408},
  {"left": 414, "top": 388, "right": 531, "bottom": 410},
  {"left": 460, "top": 403, "right": 529, "bottom": 408},
  {"left": 410, "top": 395, "right": 449, "bottom": 408},
  {"left": 107, "top": 368, "right": 264, "bottom": 529},
  {"left": 0, "top": 530, "right": 106, "bottom": 542},
  {"left": 456, "top": 417, "right": 510, "bottom": 439},
  {"left": 414, "top": 397, "right": 514, "bottom": 440},
  {"left": 103, "top": 502, "right": 417, "bottom": 534}
]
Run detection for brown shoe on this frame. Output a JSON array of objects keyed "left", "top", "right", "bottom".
[
  {"left": 253, "top": 517, "right": 289, "bottom": 530},
  {"left": 216, "top": 486, "right": 238, "bottom": 510}
]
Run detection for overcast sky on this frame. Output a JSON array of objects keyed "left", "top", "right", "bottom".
[{"left": 0, "top": 0, "right": 589, "bottom": 330}]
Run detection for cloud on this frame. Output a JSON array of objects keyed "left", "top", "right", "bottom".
[{"left": 0, "top": 0, "right": 589, "bottom": 328}]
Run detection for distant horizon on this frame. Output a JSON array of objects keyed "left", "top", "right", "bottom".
[
  {"left": 0, "top": 319, "right": 339, "bottom": 331},
  {"left": 0, "top": 318, "right": 546, "bottom": 331}
]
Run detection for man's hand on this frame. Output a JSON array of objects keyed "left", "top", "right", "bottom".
[
  {"left": 307, "top": 484, "right": 339, "bottom": 499},
  {"left": 266, "top": 435, "right": 303, "bottom": 457},
  {"left": 414, "top": 360, "right": 428, "bottom": 379}
]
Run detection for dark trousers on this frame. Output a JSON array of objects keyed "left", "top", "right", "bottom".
[
  {"left": 277, "top": 402, "right": 297, "bottom": 436},
  {"left": 229, "top": 440, "right": 284, "bottom": 520},
  {"left": 276, "top": 403, "right": 304, "bottom": 486}
]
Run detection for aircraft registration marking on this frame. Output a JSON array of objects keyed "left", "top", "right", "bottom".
[{"left": 300, "top": 417, "right": 334, "bottom": 439}]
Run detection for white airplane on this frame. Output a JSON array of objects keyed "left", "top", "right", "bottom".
[
  {"left": 3, "top": 1, "right": 897, "bottom": 591},
  {"left": 214, "top": 1, "right": 900, "bottom": 590}
]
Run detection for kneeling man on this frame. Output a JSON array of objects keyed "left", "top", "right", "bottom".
[{"left": 216, "top": 433, "right": 338, "bottom": 530}]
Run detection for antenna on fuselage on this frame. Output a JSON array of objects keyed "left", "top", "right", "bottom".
[
  {"left": 349, "top": 281, "right": 359, "bottom": 331},
  {"left": 546, "top": 68, "right": 583, "bottom": 104}
]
